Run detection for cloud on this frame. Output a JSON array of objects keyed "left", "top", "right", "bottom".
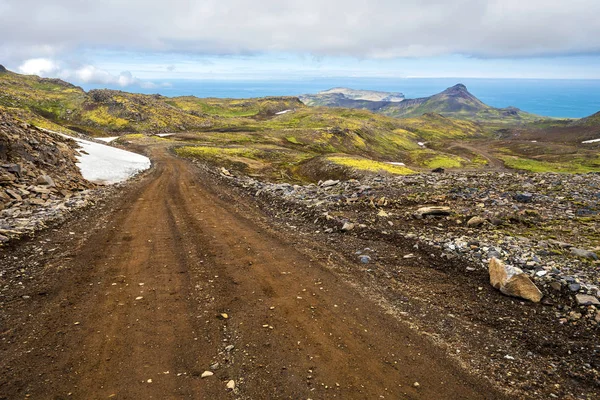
[
  {"left": 1, "top": 0, "right": 599, "bottom": 65},
  {"left": 17, "top": 58, "right": 154, "bottom": 87}
]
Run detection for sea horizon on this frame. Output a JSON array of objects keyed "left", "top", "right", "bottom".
[{"left": 81, "top": 77, "right": 600, "bottom": 119}]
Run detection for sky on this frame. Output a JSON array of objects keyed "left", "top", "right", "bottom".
[{"left": 2, "top": 0, "right": 600, "bottom": 89}]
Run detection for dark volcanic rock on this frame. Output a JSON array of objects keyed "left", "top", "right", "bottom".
[{"left": 0, "top": 64, "right": 7, "bottom": 73}]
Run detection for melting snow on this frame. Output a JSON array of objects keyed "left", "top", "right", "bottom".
[
  {"left": 42, "top": 129, "right": 151, "bottom": 184},
  {"left": 96, "top": 136, "right": 119, "bottom": 143},
  {"left": 155, "top": 133, "right": 174, "bottom": 137},
  {"left": 386, "top": 162, "right": 406, "bottom": 166},
  {"left": 582, "top": 138, "right": 600, "bottom": 144},
  {"left": 417, "top": 142, "right": 427, "bottom": 147},
  {"left": 275, "top": 109, "right": 293, "bottom": 115}
]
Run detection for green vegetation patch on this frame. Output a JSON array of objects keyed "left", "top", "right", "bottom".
[
  {"left": 327, "top": 156, "right": 415, "bottom": 175},
  {"left": 499, "top": 155, "right": 600, "bottom": 173}
]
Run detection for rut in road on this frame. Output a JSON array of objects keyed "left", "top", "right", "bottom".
[{"left": 1, "top": 148, "right": 505, "bottom": 399}]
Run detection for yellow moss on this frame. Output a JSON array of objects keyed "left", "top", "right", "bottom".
[
  {"left": 86, "top": 106, "right": 129, "bottom": 128},
  {"left": 328, "top": 156, "right": 414, "bottom": 175}
]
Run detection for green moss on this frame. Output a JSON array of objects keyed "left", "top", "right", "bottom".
[
  {"left": 327, "top": 156, "right": 414, "bottom": 175},
  {"left": 499, "top": 155, "right": 600, "bottom": 173},
  {"left": 286, "top": 136, "right": 301, "bottom": 144}
]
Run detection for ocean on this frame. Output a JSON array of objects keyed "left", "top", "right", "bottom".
[{"left": 82, "top": 78, "right": 600, "bottom": 119}]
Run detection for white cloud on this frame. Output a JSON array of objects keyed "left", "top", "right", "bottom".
[
  {"left": 18, "top": 58, "right": 60, "bottom": 76},
  {"left": 16, "top": 58, "right": 154, "bottom": 87}
]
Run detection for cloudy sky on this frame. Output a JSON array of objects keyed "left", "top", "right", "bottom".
[{"left": 2, "top": 0, "right": 600, "bottom": 88}]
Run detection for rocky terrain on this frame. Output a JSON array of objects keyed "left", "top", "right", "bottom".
[
  {"left": 0, "top": 110, "right": 98, "bottom": 243},
  {"left": 214, "top": 165, "right": 600, "bottom": 325}
]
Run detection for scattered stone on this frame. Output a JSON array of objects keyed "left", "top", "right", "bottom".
[
  {"left": 413, "top": 382, "right": 420, "bottom": 388},
  {"left": 514, "top": 193, "right": 533, "bottom": 203},
  {"left": 201, "top": 371, "right": 214, "bottom": 378},
  {"left": 226, "top": 380, "right": 235, "bottom": 390},
  {"left": 341, "top": 222, "right": 355, "bottom": 232},
  {"left": 467, "top": 216, "right": 486, "bottom": 228},
  {"left": 568, "top": 283, "right": 581, "bottom": 292},
  {"left": 217, "top": 313, "right": 229, "bottom": 320},
  {"left": 431, "top": 167, "right": 445, "bottom": 173},
  {"left": 320, "top": 179, "right": 339, "bottom": 187},
  {"left": 489, "top": 258, "right": 543, "bottom": 302},
  {"left": 415, "top": 206, "right": 452, "bottom": 217},
  {"left": 35, "top": 175, "right": 55, "bottom": 186},
  {"left": 575, "top": 294, "right": 600, "bottom": 306},
  {"left": 570, "top": 248, "right": 598, "bottom": 260},
  {"left": 359, "top": 255, "right": 371, "bottom": 264}
]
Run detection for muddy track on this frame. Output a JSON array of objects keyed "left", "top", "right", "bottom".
[{"left": 0, "top": 147, "right": 506, "bottom": 399}]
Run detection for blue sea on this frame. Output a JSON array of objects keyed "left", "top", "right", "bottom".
[{"left": 83, "top": 78, "right": 600, "bottom": 118}]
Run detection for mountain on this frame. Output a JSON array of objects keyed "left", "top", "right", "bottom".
[{"left": 301, "top": 84, "right": 541, "bottom": 124}]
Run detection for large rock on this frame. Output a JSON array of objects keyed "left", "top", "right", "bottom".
[
  {"left": 467, "top": 216, "right": 486, "bottom": 227},
  {"left": 575, "top": 294, "right": 600, "bottom": 306},
  {"left": 570, "top": 248, "right": 598, "bottom": 260},
  {"left": 489, "top": 258, "right": 543, "bottom": 302},
  {"left": 36, "top": 175, "right": 55, "bottom": 186},
  {"left": 415, "top": 206, "right": 452, "bottom": 217}
]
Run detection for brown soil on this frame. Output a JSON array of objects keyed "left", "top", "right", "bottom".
[{"left": 0, "top": 146, "right": 510, "bottom": 399}]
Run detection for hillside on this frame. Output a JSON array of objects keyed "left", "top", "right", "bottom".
[
  {"left": 0, "top": 68, "right": 302, "bottom": 135},
  {"left": 301, "top": 84, "right": 541, "bottom": 124}
]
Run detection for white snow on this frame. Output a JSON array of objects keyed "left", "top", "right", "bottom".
[
  {"left": 41, "top": 129, "right": 151, "bottom": 184},
  {"left": 275, "top": 109, "right": 293, "bottom": 115},
  {"left": 386, "top": 162, "right": 406, "bottom": 166},
  {"left": 582, "top": 138, "right": 600, "bottom": 144},
  {"left": 96, "top": 136, "right": 119, "bottom": 143},
  {"left": 531, "top": 140, "right": 538, "bottom": 143},
  {"left": 417, "top": 142, "right": 427, "bottom": 147},
  {"left": 155, "top": 133, "right": 174, "bottom": 137}
]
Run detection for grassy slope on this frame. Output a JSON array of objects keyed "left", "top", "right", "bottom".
[{"left": 2, "top": 68, "right": 599, "bottom": 177}]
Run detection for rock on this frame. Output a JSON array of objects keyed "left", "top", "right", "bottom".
[
  {"left": 321, "top": 179, "right": 339, "bottom": 187},
  {"left": 488, "top": 258, "right": 543, "bottom": 302},
  {"left": 225, "top": 345, "right": 235, "bottom": 352},
  {"left": 0, "top": 234, "right": 8, "bottom": 243},
  {"left": 5, "top": 189, "right": 22, "bottom": 201},
  {"left": 467, "top": 216, "right": 486, "bottom": 227},
  {"left": 226, "top": 380, "right": 236, "bottom": 390},
  {"left": 415, "top": 206, "right": 452, "bottom": 217},
  {"left": 0, "top": 64, "right": 7, "bottom": 73},
  {"left": 596, "top": 312, "right": 600, "bottom": 324},
  {"left": 359, "top": 255, "right": 371, "bottom": 264},
  {"left": 35, "top": 175, "right": 55, "bottom": 186},
  {"left": 575, "top": 294, "right": 600, "bottom": 306},
  {"left": 514, "top": 193, "right": 533, "bottom": 203},
  {"left": 220, "top": 167, "right": 232, "bottom": 177},
  {"left": 201, "top": 371, "right": 214, "bottom": 378},
  {"left": 431, "top": 167, "right": 445, "bottom": 173},
  {"left": 568, "top": 283, "right": 581, "bottom": 292},
  {"left": 570, "top": 248, "right": 598, "bottom": 260},
  {"left": 6, "top": 164, "right": 21, "bottom": 176},
  {"left": 341, "top": 222, "right": 355, "bottom": 232},
  {"left": 549, "top": 282, "right": 562, "bottom": 291},
  {"left": 217, "top": 313, "right": 229, "bottom": 320}
]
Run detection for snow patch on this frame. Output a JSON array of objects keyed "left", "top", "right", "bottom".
[
  {"left": 582, "top": 138, "right": 600, "bottom": 144},
  {"left": 417, "top": 142, "right": 427, "bottom": 147},
  {"left": 386, "top": 162, "right": 406, "bottom": 166},
  {"left": 275, "top": 109, "right": 293, "bottom": 115},
  {"left": 155, "top": 133, "right": 174, "bottom": 137},
  {"left": 42, "top": 130, "right": 151, "bottom": 184},
  {"left": 96, "top": 136, "right": 119, "bottom": 143}
]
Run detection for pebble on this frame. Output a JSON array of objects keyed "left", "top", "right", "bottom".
[{"left": 201, "top": 371, "right": 214, "bottom": 378}]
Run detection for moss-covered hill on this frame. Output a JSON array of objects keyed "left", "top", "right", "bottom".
[{"left": 301, "top": 84, "right": 541, "bottom": 124}]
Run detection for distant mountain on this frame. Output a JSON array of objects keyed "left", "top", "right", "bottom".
[
  {"left": 303, "top": 87, "right": 405, "bottom": 104},
  {"left": 301, "top": 84, "right": 541, "bottom": 124}
]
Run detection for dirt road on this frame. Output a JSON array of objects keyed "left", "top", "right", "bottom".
[{"left": 0, "top": 147, "right": 505, "bottom": 399}]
